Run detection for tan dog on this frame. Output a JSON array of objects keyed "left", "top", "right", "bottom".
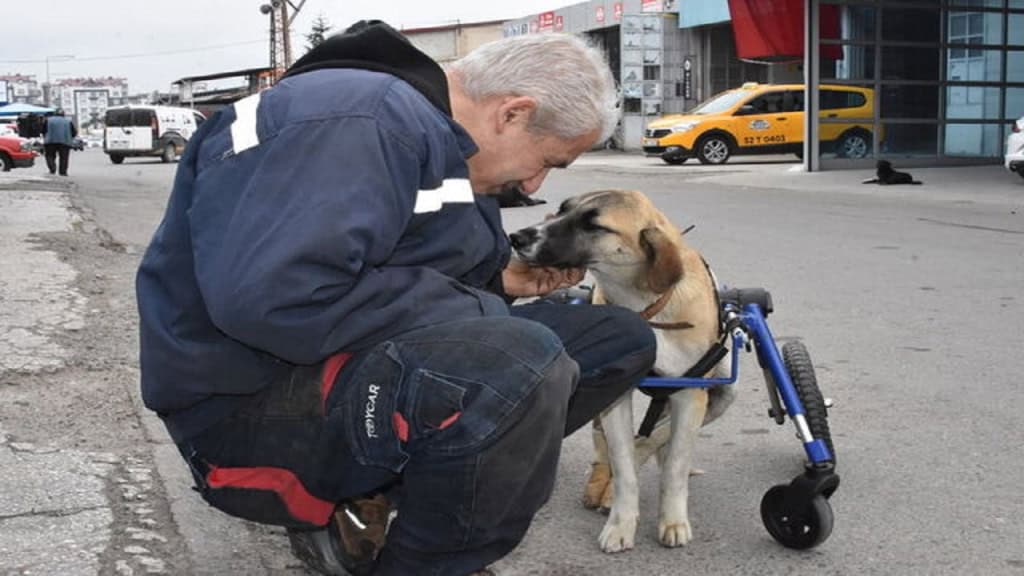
[{"left": 510, "top": 189, "right": 734, "bottom": 552}]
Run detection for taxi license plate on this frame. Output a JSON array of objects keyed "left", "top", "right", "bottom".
[{"left": 108, "top": 140, "right": 130, "bottom": 149}]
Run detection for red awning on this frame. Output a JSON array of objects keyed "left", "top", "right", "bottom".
[{"left": 727, "top": 0, "right": 842, "bottom": 62}]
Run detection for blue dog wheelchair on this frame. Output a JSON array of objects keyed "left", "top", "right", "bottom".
[{"left": 552, "top": 285, "right": 839, "bottom": 550}]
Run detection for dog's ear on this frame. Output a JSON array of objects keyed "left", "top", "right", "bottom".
[{"left": 639, "top": 227, "right": 684, "bottom": 293}]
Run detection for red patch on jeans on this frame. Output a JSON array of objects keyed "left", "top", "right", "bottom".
[
  {"left": 320, "top": 352, "right": 352, "bottom": 414},
  {"left": 205, "top": 465, "right": 334, "bottom": 526},
  {"left": 438, "top": 411, "right": 462, "bottom": 430},
  {"left": 393, "top": 412, "right": 409, "bottom": 443}
]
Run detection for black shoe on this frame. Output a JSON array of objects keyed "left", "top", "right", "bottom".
[{"left": 287, "top": 494, "right": 392, "bottom": 576}]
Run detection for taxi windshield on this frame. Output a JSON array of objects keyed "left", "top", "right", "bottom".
[{"left": 690, "top": 90, "right": 751, "bottom": 115}]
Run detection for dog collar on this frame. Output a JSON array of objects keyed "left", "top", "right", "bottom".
[{"left": 640, "top": 290, "right": 694, "bottom": 330}]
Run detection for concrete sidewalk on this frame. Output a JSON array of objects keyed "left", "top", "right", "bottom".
[{"left": 573, "top": 151, "right": 1024, "bottom": 207}]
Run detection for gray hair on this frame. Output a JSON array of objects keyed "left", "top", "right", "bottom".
[{"left": 450, "top": 34, "right": 619, "bottom": 142}]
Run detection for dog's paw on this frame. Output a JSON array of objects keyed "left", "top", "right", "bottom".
[
  {"left": 658, "top": 519, "right": 693, "bottom": 547},
  {"left": 582, "top": 463, "right": 611, "bottom": 510},
  {"left": 598, "top": 516, "right": 637, "bottom": 553}
]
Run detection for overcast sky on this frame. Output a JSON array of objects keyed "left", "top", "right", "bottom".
[{"left": 4, "top": 1, "right": 562, "bottom": 94}]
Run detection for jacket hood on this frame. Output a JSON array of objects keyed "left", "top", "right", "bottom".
[{"left": 282, "top": 20, "right": 451, "bottom": 116}]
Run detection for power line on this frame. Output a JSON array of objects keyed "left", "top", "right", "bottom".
[{"left": 0, "top": 39, "right": 267, "bottom": 65}]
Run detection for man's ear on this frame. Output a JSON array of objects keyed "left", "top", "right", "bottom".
[
  {"left": 496, "top": 96, "right": 538, "bottom": 134},
  {"left": 639, "top": 227, "right": 684, "bottom": 294}
]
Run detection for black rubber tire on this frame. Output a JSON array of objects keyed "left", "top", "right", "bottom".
[
  {"left": 109, "top": 154, "right": 124, "bottom": 165},
  {"left": 0, "top": 152, "right": 11, "bottom": 172},
  {"left": 760, "top": 485, "right": 834, "bottom": 549},
  {"left": 782, "top": 341, "right": 835, "bottom": 464},
  {"left": 661, "top": 156, "right": 688, "bottom": 165},
  {"left": 161, "top": 143, "right": 176, "bottom": 163},
  {"left": 1018, "top": 167, "right": 1024, "bottom": 180},
  {"left": 835, "top": 130, "right": 871, "bottom": 159},
  {"left": 695, "top": 134, "right": 732, "bottom": 165}
]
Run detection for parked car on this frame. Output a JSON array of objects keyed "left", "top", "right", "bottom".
[
  {"left": 103, "top": 105, "right": 206, "bottom": 164},
  {"left": 642, "top": 82, "right": 876, "bottom": 165},
  {"left": 1006, "top": 116, "right": 1024, "bottom": 179},
  {"left": 0, "top": 135, "right": 37, "bottom": 171}
]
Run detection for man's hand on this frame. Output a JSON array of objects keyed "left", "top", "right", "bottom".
[{"left": 502, "top": 258, "right": 585, "bottom": 298}]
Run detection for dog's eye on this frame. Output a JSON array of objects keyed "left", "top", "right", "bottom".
[{"left": 580, "top": 210, "right": 610, "bottom": 233}]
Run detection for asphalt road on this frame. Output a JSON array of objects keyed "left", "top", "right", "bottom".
[{"left": 8, "top": 148, "right": 1024, "bottom": 575}]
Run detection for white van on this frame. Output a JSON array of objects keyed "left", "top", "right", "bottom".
[{"left": 104, "top": 105, "right": 206, "bottom": 164}]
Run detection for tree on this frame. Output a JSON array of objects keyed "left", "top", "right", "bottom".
[{"left": 305, "top": 14, "right": 333, "bottom": 52}]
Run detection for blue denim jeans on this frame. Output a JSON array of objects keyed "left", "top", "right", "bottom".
[{"left": 178, "top": 302, "right": 655, "bottom": 576}]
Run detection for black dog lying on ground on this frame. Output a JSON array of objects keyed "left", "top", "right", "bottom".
[
  {"left": 496, "top": 184, "right": 547, "bottom": 207},
  {"left": 862, "top": 160, "right": 923, "bottom": 185}
]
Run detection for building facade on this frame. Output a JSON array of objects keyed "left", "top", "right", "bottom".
[
  {"left": 51, "top": 77, "right": 129, "bottom": 129},
  {"left": 508, "top": 0, "right": 1024, "bottom": 165},
  {"left": 0, "top": 74, "right": 44, "bottom": 106},
  {"left": 401, "top": 20, "right": 506, "bottom": 65}
]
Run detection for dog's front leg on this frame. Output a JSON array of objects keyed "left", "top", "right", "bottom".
[
  {"left": 658, "top": 388, "right": 708, "bottom": 547},
  {"left": 598, "top": 393, "right": 639, "bottom": 553}
]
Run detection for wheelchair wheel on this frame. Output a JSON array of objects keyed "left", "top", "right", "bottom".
[
  {"left": 760, "top": 485, "right": 834, "bottom": 549},
  {"left": 782, "top": 341, "right": 835, "bottom": 463}
]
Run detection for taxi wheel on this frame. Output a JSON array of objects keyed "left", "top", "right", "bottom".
[
  {"left": 836, "top": 130, "right": 871, "bottom": 159},
  {"left": 696, "top": 135, "right": 732, "bottom": 165}
]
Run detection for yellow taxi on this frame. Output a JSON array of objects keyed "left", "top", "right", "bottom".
[{"left": 643, "top": 83, "right": 875, "bottom": 165}]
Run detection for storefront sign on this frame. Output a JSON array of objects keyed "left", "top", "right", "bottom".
[
  {"left": 642, "top": 0, "right": 663, "bottom": 12},
  {"left": 596, "top": 6, "right": 606, "bottom": 23},
  {"left": 613, "top": 2, "right": 624, "bottom": 20},
  {"left": 538, "top": 11, "right": 556, "bottom": 32}
]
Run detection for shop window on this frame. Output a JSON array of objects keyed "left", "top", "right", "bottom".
[
  {"left": 832, "top": 4, "right": 876, "bottom": 42},
  {"left": 948, "top": 11, "right": 1002, "bottom": 49},
  {"left": 881, "top": 85, "right": 940, "bottom": 118},
  {"left": 944, "top": 123, "right": 1002, "bottom": 156},
  {"left": 643, "top": 65, "right": 660, "bottom": 81},
  {"left": 947, "top": 49, "right": 1002, "bottom": 85},
  {"left": 1010, "top": 14, "right": 1024, "bottom": 45},
  {"left": 882, "top": 8, "right": 939, "bottom": 43},
  {"left": 1007, "top": 88, "right": 1024, "bottom": 119},
  {"left": 950, "top": 0, "right": 1002, "bottom": 6},
  {"left": 880, "top": 123, "right": 938, "bottom": 155},
  {"left": 946, "top": 86, "right": 1001, "bottom": 118},
  {"left": 882, "top": 46, "right": 940, "bottom": 81},
  {"left": 824, "top": 44, "right": 875, "bottom": 81},
  {"left": 1009, "top": 51, "right": 1024, "bottom": 82}
]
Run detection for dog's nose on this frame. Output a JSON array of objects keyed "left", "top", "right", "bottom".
[{"left": 509, "top": 228, "right": 538, "bottom": 250}]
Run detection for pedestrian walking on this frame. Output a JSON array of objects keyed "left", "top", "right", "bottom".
[{"left": 43, "top": 109, "right": 76, "bottom": 176}]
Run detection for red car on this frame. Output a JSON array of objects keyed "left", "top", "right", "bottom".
[{"left": 0, "top": 135, "right": 36, "bottom": 171}]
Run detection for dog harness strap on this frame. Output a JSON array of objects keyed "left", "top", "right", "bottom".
[
  {"left": 636, "top": 338, "right": 730, "bottom": 438},
  {"left": 637, "top": 396, "right": 668, "bottom": 438}
]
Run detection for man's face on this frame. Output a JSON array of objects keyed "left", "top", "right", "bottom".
[{"left": 465, "top": 97, "right": 600, "bottom": 195}]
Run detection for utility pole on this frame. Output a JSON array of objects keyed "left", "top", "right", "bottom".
[{"left": 260, "top": 0, "right": 307, "bottom": 84}]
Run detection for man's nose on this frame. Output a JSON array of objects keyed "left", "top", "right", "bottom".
[
  {"left": 520, "top": 168, "right": 551, "bottom": 195},
  {"left": 509, "top": 228, "right": 538, "bottom": 250}
]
